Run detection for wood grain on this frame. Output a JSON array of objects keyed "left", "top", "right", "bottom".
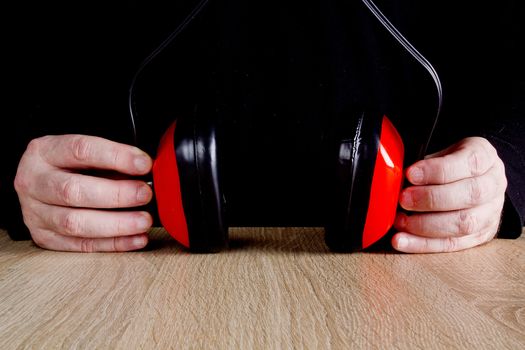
[{"left": 0, "top": 228, "right": 524, "bottom": 349}]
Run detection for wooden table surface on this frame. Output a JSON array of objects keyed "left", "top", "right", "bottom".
[{"left": 0, "top": 227, "right": 524, "bottom": 349}]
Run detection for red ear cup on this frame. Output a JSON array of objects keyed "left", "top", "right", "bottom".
[
  {"left": 153, "top": 116, "right": 228, "bottom": 252},
  {"left": 153, "top": 121, "right": 190, "bottom": 248},
  {"left": 325, "top": 112, "right": 404, "bottom": 251},
  {"left": 361, "top": 116, "right": 404, "bottom": 248}
]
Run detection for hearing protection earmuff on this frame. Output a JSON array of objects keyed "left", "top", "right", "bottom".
[
  {"left": 153, "top": 114, "right": 228, "bottom": 253},
  {"left": 325, "top": 112, "right": 404, "bottom": 252},
  {"left": 152, "top": 109, "right": 404, "bottom": 253},
  {"left": 129, "top": 0, "right": 442, "bottom": 253}
]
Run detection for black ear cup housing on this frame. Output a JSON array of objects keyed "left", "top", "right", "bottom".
[
  {"left": 174, "top": 114, "right": 228, "bottom": 253},
  {"left": 325, "top": 111, "right": 382, "bottom": 252}
]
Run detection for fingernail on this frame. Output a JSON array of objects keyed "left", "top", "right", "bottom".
[
  {"left": 409, "top": 167, "right": 424, "bottom": 184},
  {"left": 397, "top": 236, "right": 408, "bottom": 249},
  {"left": 132, "top": 235, "right": 147, "bottom": 248},
  {"left": 400, "top": 191, "right": 413, "bottom": 209},
  {"left": 134, "top": 155, "right": 151, "bottom": 173},
  {"left": 137, "top": 214, "right": 151, "bottom": 231},
  {"left": 137, "top": 185, "right": 152, "bottom": 203}
]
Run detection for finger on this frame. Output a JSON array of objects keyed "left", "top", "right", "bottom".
[
  {"left": 406, "top": 137, "right": 498, "bottom": 185},
  {"left": 391, "top": 230, "right": 496, "bottom": 253},
  {"left": 33, "top": 170, "right": 152, "bottom": 208},
  {"left": 394, "top": 196, "right": 504, "bottom": 238},
  {"left": 37, "top": 204, "right": 153, "bottom": 238},
  {"left": 399, "top": 165, "right": 506, "bottom": 211},
  {"left": 32, "top": 230, "right": 149, "bottom": 252},
  {"left": 39, "top": 135, "right": 152, "bottom": 175}
]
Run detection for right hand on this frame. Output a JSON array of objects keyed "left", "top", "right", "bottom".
[{"left": 14, "top": 135, "right": 154, "bottom": 252}]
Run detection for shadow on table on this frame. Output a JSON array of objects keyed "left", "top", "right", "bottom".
[{"left": 144, "top": 227, "right": 397, "bottom": 255}]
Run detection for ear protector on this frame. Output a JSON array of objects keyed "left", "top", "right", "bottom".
[
  {"left": 153, "top": 115, "right": 228, "bottom": 253},
  {"left": 152, "top": 110, "right": 403, "bottom": 252},
  {"left": 324, "top": 112, "right": 404, "bottom": 252},
  {"left": 129, "top": 0, "right": 442, "bottom": 253}
]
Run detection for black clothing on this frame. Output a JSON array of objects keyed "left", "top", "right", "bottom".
[{"left": 2, "top": 1, "right": 524, "bottom": 240}]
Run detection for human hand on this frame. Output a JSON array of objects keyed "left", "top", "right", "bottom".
[
  {"left": 14, "top": 135, "right": 154, "bottom": 252},
  {"left": 392, "top": 137, "right": 507, "bottom": 253}
]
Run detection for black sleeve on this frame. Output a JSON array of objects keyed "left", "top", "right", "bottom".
[
  {"left": 0, "top": 4, "right": 41, "bottom": 239},
  {"left": 0, "top": 107, "right": 35, "bottom": 241},
  {"left": 483, "top": 6, "right": 525, "bottom": 238},
  {"left": 486, "top": 124, "right": 525, "bottom": 239},
  {"left": 428, "top": 1, "right": 524, "bottom": 238}
]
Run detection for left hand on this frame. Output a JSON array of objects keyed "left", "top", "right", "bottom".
[{"left": 392, "top": 137, "right": 507, "bottom": 253}]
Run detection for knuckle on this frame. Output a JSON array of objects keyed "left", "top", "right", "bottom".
[
  {"left": 31, "top": 236, "right": 47, "bottom": 249},
  {"left": 434, "top": 157, "right": 449, "bottom": 183},
  {"left": 468, "top": 178, "right": 483, "bottom": 205},
  {"left": 422, "top": 238, "right": 432, "bottom": 253},
  {"left": 442, "top": 237, "right": 458, "bottom": 252},
  {"left": 112, "top": 147, "right": 122, "bottom": 169},
  {"left": 112, "top": 237, "right": 119, "bottom": 252},
  {"left": 21, "top": 208, "right": 39, "bottom": 231},
  {"left": 14, "top": 138, "right": 50, "bottom": 194},
  {"left": 80, "top": 238, "right": 95, "bottom": 253},
  {"left": 477, "top": 137, "right": 497, "bottom": 155},
  {"left": 13, "top": 172, "right": 30, "bottom": 194},
  {"left": 60, "top": 177, "right": 83, "bottom": 206},
  {"left": 457, "top": 210, "right": 478, "bottom": 235},
  {"left": 31, "top": 230, "right": 52, "bottom": 250},
  {"left": 467, "top": 150, "right": 484, "bottom": 176},
  {"left": 25, "top": 139, "right": 40, "bottom": 155},
  {"left": 467, "top": 138, "right": 494, "bottom": 177},
  {"left": 113, "top": 185, "right": 123, "bottom": 208},
  {"left": 425, "top": 188, "right": 438, "bottom": 210},
  {"left": 501, "top": 173, "right": 508, "bottom": 191},
  {"left": 19, "top": 209, "right": 32, "bottom": 228},
  {"left": 25, "top": 137, "right": 48, "bottom": 156},
  {"left": 62, "top": 211, "right": 83, "bottom": 236},
  {"left": 116, "top": 217, "right": 124, "bottom": 236},
  {"left": 71, "top": 136, "right": 93, "bottom": 162}
]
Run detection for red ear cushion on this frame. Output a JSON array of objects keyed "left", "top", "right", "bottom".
[
  {"left": 152, "top": 121, "right": 190, "bottom": 248},
  {"left": 362, "top": 116, "right": 404, "bottom": 248}
]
